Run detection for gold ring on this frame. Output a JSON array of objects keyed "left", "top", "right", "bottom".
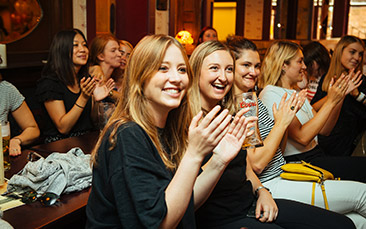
[{"left": 290, "top": 106, "right": 295, "bottom": 110}]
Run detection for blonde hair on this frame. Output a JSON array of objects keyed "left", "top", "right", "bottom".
[
  {"left": 189, "top": 40, "right": 236, "bottom": 115},
  {"left": 92, "top": 34, "right": 193, "bottom": 171},
  {"left": 259, "top": 41, "right": 301, "bottom": 89},
  {"left": 119, "top": 40, "right": 133, "bottom": 50},
  {"left": 322, "top": 35, "right": 365, "bottom": 92}
]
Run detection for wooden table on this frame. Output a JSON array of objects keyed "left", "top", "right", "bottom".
[{"left": 2, "top": 131, "right": 99, "bottom": 228}]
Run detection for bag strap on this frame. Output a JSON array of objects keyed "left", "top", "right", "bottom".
[
  {"left": 311, "top": 182, "right": 315, "bottom": 206},
  {"left": 311, "top": 182, "right": 329, "bottom": 210},
  {"left": 320, "top": 184, "right": 329, "bottom": 210}
]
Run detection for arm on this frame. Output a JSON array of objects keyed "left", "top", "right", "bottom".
[
  {"left": 246, "top": 158, "right": 278, "bottom": 222},
  {"left": 193, "top": 111, "right": 255, "bottom": 209},
  {"left": 45, "top": 77, "right": 96, "bottom": 134},
  {"left": 9, "top": 101, "right": 40, "bottom": 155},
  {"left": 289, "top": 75, "right": 348, "bottom": 145},
  {"left": 161, "top": 106, "right": 233, "bottom": 228},
  {"left": 249, "top": 92, "right": 301, "bottom": 174}
]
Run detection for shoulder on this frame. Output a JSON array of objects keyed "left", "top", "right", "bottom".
[
  {"left": 0, "top": 81, "right": 20, "bottom": 94},
  {"left": 0, "top": 81, "right": 25, "bottom": 109},
  {"left": 259, "top": 85, "right": 286, "bottom": 104},
  {"left": 36, "top": 75, "right": 65, "bottom": 101}
]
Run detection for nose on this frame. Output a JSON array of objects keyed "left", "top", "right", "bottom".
[
  {"left": 217, "top": 69, "right": 228, "bottom": 82},
  {"left": 249, "top": 66, "right": 259, "bottom": 76},
  {"left": 169, "top": 69, "right": 182, "bottom": 84},
  {"left": 302, "top": 61, "right": 307, "bottom": 70}
]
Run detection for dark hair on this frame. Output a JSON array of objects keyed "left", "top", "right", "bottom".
[
  {"left": 197, "top": 26, "right": 217, "bottom": 45},
  {"left": 42, "top": 29, "right": 89, "bottom": 86},
  {"left": 226, "top": 35, "right": 258, "bottom": 60},
  {"left": 303, "top": 41, "right": 330, "bottom": 77}
]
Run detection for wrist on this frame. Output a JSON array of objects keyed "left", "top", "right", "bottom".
[
  {"left": 12, "top": 137, "right": 22, "bottom": 145},
  {"left": 255, "top": 185, "right": 270, "bottom": 198}
]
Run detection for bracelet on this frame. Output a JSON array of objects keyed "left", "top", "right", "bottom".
[
  {"left": 75, "top": 103, "right": 84, "bottom": 109},
  {"left": 356, "top": 92, "right": 365, "bottom": 102},
  {"left": 13, "top": 137, "right": 22, "bottom": 145},
  {"left": 255, "top": 186, "right": 270, "bottom": 197},
  {"left": 109, "top": 90, "right": 113, "bottom": 97}
]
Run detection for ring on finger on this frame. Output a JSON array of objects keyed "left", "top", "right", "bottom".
[{"left": 290, "top": 106, "right": 295, "bottom": 110}]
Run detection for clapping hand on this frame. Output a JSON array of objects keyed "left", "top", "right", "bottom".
[
  {"left": 212, "top": 108, "right": 257, "bottom": 165},
  {"left": 80, "top": 77, "right": 96, "bottom": 99},
  {"left": 187, "top": 106, "right": 232, "bottom": 160},
  {"left": 93, "top": 78, "right": 115, "bottom": 101}
]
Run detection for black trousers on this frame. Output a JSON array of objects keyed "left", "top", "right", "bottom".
[
  {"left": 200, "top": 199, "right": 355, "bottom": 229},
  {"left": 285, "top": 145, "right": 366, "bottom": 182}
]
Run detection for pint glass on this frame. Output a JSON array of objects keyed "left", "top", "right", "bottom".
[
  {"left": 1, "top": 121, "right": 11, "bottom": 171},
  {"left": 236, "top": 92, "right": 263, "bottom": 149}
]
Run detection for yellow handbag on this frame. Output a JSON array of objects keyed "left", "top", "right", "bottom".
[{"left": 280, "top": 161, "right": 338, "bottom": 210}]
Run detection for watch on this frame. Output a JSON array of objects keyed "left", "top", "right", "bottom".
[{"left": 255, "top": 185, "right": 270, "bottom": 197}]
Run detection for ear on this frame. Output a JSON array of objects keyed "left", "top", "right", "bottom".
[
  {"left": 282, "top": 63, "right": 288, "bottom": 71},
  {"left": 97, "top": 53, "right": 105, "bottom": 62}
]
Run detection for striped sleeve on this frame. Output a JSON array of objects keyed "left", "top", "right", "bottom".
[{"left": 256, "top": 99, "right": 285, "bottom": 183}]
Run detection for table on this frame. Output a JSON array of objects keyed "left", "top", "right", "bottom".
[{"left": 2, "top": 131, "right": 100, "bottom": 228}]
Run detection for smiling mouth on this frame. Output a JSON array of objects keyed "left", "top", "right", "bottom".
[
  {"left": 212, "top": 83, "right": 226, "bottom": 90},
  {"left": 163, "top": 88, "right": 181, "bottom": 94}
]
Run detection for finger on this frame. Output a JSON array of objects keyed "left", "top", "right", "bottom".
[
  {"left": 210, "top": 113, "right": 232, "bottom": 141},
  {"left": 231, "top": 115, "right": 245, "bottom": 137},
  {"left": 189, "top": 111, "right": 203, "bottom": 129},
  {"left": 200, "top": 105, "right": 222, "bottom": 128},
  {"left": 268, "top": 210, "right": 275, "bottom": 222},
  {"left": 272, "top": 102, "right": 278, "bottom": 114},
  {"left": 227, "top": 115, "right": 239, "bottom": 135},
  {"left": 278, "top": 92, "right": 287, "bottom": 109}
]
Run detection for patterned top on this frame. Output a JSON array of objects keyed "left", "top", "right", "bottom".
[
  {"left": 256, "top": 99, "right": 285, "bottom": 183},
  {"left": 0, "top": 81, "right": 25, "bottom": 122}
]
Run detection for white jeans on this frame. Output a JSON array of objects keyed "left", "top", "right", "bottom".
[{"left": 264, "top": 176, "right": 366, "bottom": 228}]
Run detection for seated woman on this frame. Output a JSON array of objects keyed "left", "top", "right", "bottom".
[
  {"left": 258, "top": 40, "right": 366, "bottom": 183},
  {"left": 117, "top": 39, "right": 133, "bottom": 80},
  {"left": 0, "top": 75, "right": 40, "bottom": 155},
  {"left": 191, "top": 40, "right": 355, "bottom": 229},
  {"left": 86, "top": 34, "right": 250, "bottom": 228},
  {"left": 312, "top": 36, "right": 366, "bottom": 156},
  {"left": 89, "top": 34, "right": 122, "bottom": 100},
  {"left": 227, "top": 36, "right": 366, "bottom": 228},
  {"left": 299, "top": 41, "right": 331, "bottom": 102},
  {"left": 36, "top": 29, "right": 101, "bottom": 143},
  {"left": 197, "top": 26, "right": 218, "bottom": 46}
]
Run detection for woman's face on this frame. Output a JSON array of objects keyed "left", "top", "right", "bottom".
[
  {"left": 119, "top": 44, "right": 132, "bottom": 70},
  {"left": 341, "top": 42, "right": 364, "bottom": 70},
  {"left": 199, "top": 50, "right": 234, "bottom": 110},
  {"left": 202, "top": 29, "right": 218, "bottom": 42},
  {"left": 99, "top": 40, "right": 122, "bottom": 68},
  {"left": 143, "top": 44, "right": 189, "bottom": 116},
  {"left": 72, "top": 33, "right": 89, "bottom": 68},
  {"left": 234, "top": 50, "right": 261, "bottom": 94},
  {"left": 282, "top": 50, "right": 306, "bottom": 86}
]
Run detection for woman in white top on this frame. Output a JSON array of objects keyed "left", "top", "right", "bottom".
[{"left": 258, "top": 40, "right": 366, "bottom": 183}]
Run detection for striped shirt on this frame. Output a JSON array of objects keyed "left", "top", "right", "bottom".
[{"left": 256, "top": 99, "right": 285, "bottom": 183}]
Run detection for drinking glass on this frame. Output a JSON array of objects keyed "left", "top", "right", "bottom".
[
  {"left": 1, "top": 121, "right": 11, "bottom": 171},
  {"left": 236, "top": 92, "right": 263, "bottom": 149}
]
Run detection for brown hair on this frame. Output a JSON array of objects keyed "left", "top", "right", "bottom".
[
  {"left": 322, "top": 35, "right": 365, "bottom": 92},
  {"left": 91, "top": 34, "right": 193, "bottom": 171}
]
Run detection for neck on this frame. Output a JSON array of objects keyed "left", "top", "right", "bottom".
[
  {"left": 234, "top": 84, "right": 249, "bottom": 94},
  {"left": 200, "top": 96, "right": 218, "bottom": 112},
  {"left": 100, "top": 62, "right": 114, "bottom": 80},
  {"left": 146, "top": 103, "right": 169, "bottom": 129},
  {"left": 279, "top": 77, "right": 294, "bottom": 89}
]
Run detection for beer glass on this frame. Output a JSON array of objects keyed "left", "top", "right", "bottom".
[
  {"left": 1, "top": 121, "right": 11, "bottom": 171},
  {"left": 236, "top": 92, "right": 263, "bottom": 149}
]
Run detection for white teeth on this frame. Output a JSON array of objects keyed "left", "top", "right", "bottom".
[
  {"left": 165, "top": 89, "right": 179, "bottom": 93},
  {"left": 213, "top": 84, "right": 225, "bottom": 89}
]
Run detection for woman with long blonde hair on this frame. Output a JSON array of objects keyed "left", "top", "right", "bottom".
[
  {"left": 312, "top": 35, "right": 366, "bottom": 156},
  {"left": 259, "top": 40, "right": 366, "bottom": 183},
  {"left": 86, "top": 34, "right": 249, "bottom": 228}
]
